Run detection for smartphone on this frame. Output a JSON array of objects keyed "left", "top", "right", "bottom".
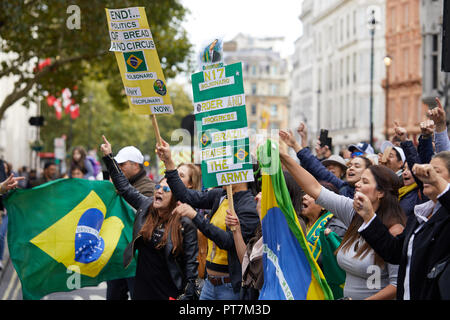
[{"left": 319, "top": 129, "right": 329, "bottom": 147}]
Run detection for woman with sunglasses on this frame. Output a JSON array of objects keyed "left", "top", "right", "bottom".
[
  {"left": 280, "top": 128, "right": 372, "bottom": 199},
  {"left": 100, "top": 136, "right": 199, "bottom": 300},
  {"left": 156, "top": 138, "right": 260, "bottom": 300}
]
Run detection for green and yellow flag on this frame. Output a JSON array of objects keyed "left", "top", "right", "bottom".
[
  {"left": 4, "top": 178, "right": 136, "bottom": 300},
  {"left": 257, "top": 139, "right": 333, "bottom": 300}
]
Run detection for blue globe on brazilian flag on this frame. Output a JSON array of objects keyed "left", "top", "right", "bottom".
[{"left": 4, "top": 179, "right": 136, "bottom": 300}]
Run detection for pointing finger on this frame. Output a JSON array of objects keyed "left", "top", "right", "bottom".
[{"left": 436, "top": 97, "right": 444, "bottom": 110}]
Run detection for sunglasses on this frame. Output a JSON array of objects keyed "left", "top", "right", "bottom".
[
  {"left": 351, "top": 151, "right": 364, "bottom": 158},
  {"left": 155, "top": 184, "right": 171, "bottom": 192}
]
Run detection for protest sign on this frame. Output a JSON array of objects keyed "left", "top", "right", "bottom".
[
  {"left": 191, "top": 62, "right": 253, "bottom": 188},
  {"left": 105, "top": 7, "right": 173, "bottom": 116}
]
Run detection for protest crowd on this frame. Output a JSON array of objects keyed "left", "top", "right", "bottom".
[
  {"left": 0, "top": 4, "right": 449, "bottom": 301},
  {"left": 0, "top": 95, "right": 449, "bottom": 301}
]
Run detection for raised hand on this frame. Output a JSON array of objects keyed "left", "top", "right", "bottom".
[
  {"left": 0, "top": 174, "right": 25, "bottom": 194},
  {"left": 412, "top": 163, "right": 449, "bottom": 198},
  {"left": 419, "top": 119, "right": 436, "bottom": 137},
  {"left": 393, "top": 121, "right": 407, "bottom": 142},
  {"left": 315, "top": 139, "right": 330, "bottom": 159},
  {"left": 411, "top": 163, "right": 439, "bottom": 185},
  {"left": 297, "top": 122, "right": 308, "bottom": 148},
  {"left": 100, "top": 135, "right": 112, "bottom": 156},
  {"left": 279, "top": 129, "right": 300, "bottom": 151},
  {"left": 427, "top": 97, "right": 446, "bottom": 132},
  {"left": 172, "top": 202, "right": 197, "bottom": 220},
  {"left": 156, "top": 138, "right": 175, "bottom": 170},
  {"left": 353, "top": 192, "right": 375, "bottom": 223}
]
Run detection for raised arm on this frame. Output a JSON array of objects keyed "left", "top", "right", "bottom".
[
  {"left": 100, "top": 135, "right": 148, "bottom": 210},
  {"left": 156, "top": 138, "right": 221, "bottom": 209},
  {"left": 418, "top": 119, "right": 436, "bottom": 164},
  {"left": 279, "top": 141, "right": 322, "bottom": 199},
  {"left": 430, "top": 97, "right": 450, "bottom": 153},
  {"left": 279, "top": 130, "right": 345, "bottom": 191}
]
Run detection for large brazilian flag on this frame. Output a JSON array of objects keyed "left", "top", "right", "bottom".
[
  {"left": 257, "top": 140, "right": 333, "bottom": 300},
  {"left": 4, "top": 178, "right": 136, "bottom": 300}
]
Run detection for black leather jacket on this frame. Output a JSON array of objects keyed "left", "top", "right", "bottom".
[
  {"left": 165, "top": 169, "right": 260, "bottom": 293},
  {"left": 102, "top": 154, "right": 199, "bottom": 298}
]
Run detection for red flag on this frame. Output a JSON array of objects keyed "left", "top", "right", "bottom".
[
  {"left": 70, "top": 104, "right": 79, "bottom": 119},
  {"left": 35, "top": 58, "right": 52, "bottom": 72},
  {"left": 54, "top": 98, "right": 62, "bottom": 120},
  {"left": 46, "top": 95, "right": 56, "bottom": 107}
]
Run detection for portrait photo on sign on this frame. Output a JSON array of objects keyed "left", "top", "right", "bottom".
[
  {"left": 199, "top": 37, "right": 224, "bottom": 70},
  {"left": 153, "top": 79, "right": 167, "bottom": 96}
]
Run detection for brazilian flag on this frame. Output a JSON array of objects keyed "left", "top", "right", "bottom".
[
  {"left": 4, "top": 178, "right": 137, "bottom": 300},
  {"left": 257, "top": 140, "right": 333, "bottom": 300}
]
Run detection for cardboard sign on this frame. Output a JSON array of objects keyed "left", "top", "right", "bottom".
[
  {"left": 105, "top": 7, "right": 173, "bottom": 115},
  {"left": 191, "top": 62, "right": 253, "bottom": 188}
]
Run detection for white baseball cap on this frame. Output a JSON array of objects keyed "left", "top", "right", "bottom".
[
  {"left": 114, "top": 146, "right": 144, "bottom": 164},
  {"left": 380, "top": 141, "right": 406, "bottom": 163}
]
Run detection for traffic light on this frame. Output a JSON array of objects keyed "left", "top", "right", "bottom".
[{"left": 29, "top": 116, "right": 44, "bottom": 126}]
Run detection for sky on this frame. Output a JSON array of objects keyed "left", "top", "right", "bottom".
[{"left": 180, "top": 0, "right": 304, "bottom": 59}]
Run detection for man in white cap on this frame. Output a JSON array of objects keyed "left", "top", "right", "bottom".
[
  {"left": 379, "top": 141, "right": 406, "bottom": 178},
  {"left": 114, "top": 146, "right": 155, "bottom": 198}
]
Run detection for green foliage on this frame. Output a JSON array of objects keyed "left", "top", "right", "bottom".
[
  {"left": 40, "top": 79, "right": 194, "bottom": 168},
  {"left": 0, "top": 0, "right": 193, "bottom": 117}
]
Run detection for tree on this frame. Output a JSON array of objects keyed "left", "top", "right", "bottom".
[{"left": 0, "top": 0, "right": 193, "bottom": 119}]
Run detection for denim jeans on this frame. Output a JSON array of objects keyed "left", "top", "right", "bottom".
[
  {"left": 0, "top": 214, "right": 8, "bottom": 261},
  {"left": 199, "top": 276, "right": 240, "bottom": 300}
]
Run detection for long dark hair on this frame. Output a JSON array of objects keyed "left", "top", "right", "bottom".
[
  {"left": 71, "top": 146, "right": 88, "bottom": 172},
  {"left": 337, "top": 165, "right": 406, "bottom": 266},
  {"left": 139, "top": 178, "right": 184, "bottom": 256}
]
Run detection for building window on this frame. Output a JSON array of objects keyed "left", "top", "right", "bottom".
[
  {"left": 403, "top": 48, "right": 409, "bottom": 79},
  {"left": 402, "top": 97, "right": 409, "bottom": 124},
  {"left": 404, "top": 3, "right": 409, "bottom": 27},
  {"left": 270, "top": 104, "right": 277, "bottom": 116},
  {"left": 391, "top": 7, "right": 396, "bottom": 32},
  {"left": 251, "top": 83, "right": 257, "bottom": 95},
  {"left": 272, "top": 66, "right": 278, "bottom": 75},
  {"left": 251, "top": 104, "right": 257, "bottom": 115},
  {"left": 270, "top": 122, "right": 279, "bottom": 130},
  {"left": 271, "top": 83, "right": 279, "bottom": 96},
  {"left": 417, "top": 96, "right": 423, "bottom": 122},
  {"left": 432, "top": 35, "right": 439, "bottom": 90}
]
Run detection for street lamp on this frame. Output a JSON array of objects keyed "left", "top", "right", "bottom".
[
  {"left": 367, "top": 9, "right": 378, "bottom": 147},
  {"left": 384, "top": 55, "right": 392, "bottom": 140}
]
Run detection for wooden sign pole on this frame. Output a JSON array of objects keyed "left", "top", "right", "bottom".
[
  {"left": 226, "top": 184, "right": 237, "bottom": 232},
  {"left": 151, "top": 114, "right": 162, "bottom": 146}
]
